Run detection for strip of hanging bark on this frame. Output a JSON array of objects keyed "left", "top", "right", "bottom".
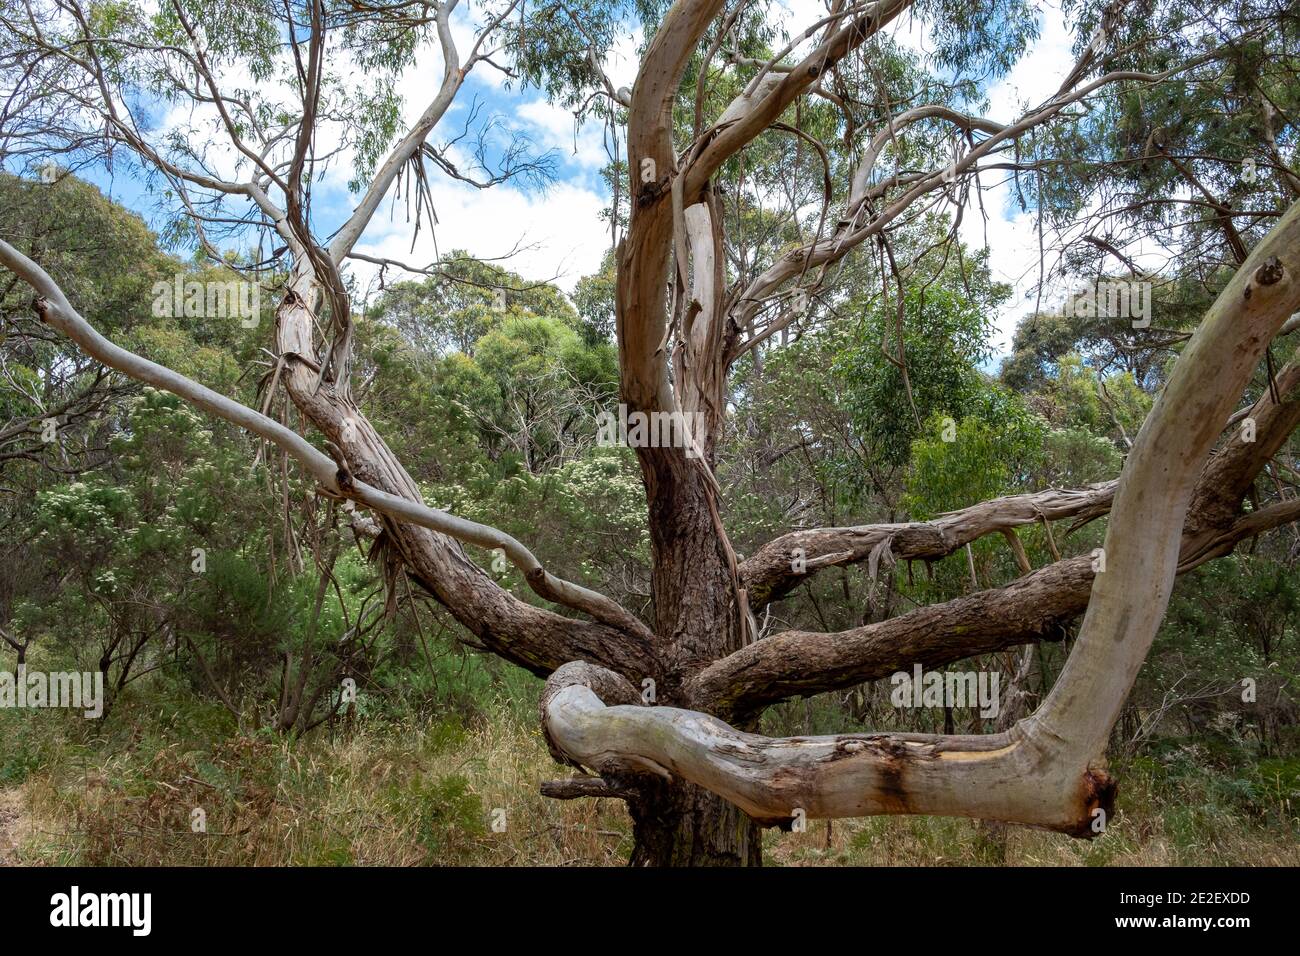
[{"left": 1002, "top": 528, "right": 1033, "bottom": 575}]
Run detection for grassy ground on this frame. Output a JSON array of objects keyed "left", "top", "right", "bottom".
[{"left": 2, "top": 685, "right": 1297, "bottom": 866}]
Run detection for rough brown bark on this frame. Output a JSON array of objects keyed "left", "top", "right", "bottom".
[{"left": 626, "top": 782, "right": 762, "bottom": 867}]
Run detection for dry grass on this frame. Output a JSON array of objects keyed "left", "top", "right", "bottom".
[
  {"left": 5, "top": 705, "right": 1297, "bottom": 867},
  {"left": 765, "top": 815, "right": 1300, "bottom": 867},
  {"left": 11, "top": 708, "right": 635, "bottom": 866}
]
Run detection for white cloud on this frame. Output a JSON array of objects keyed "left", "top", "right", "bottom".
[
  {"left": 516, "top": 100, "right": 611, "bottom": 170},
  {"left": 604, "top": 28, "right": 646, "bottom": 92},
  {"left": 347, "top": 177, "right": 612, "bottom": 297},
  {"left": 985, "top": 1, "right": 1075, "bottom": 119}
]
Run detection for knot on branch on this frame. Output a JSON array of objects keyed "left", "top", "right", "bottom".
[
  {"left": 1254, "top": 256, "right": 1285, "bottom": 287},
  {"left": 1062, "top": 768, "right": 1118, "bottom": 839},
  {"left": 636, "top": 176, "right": 670, "bottom": 207},
  {"left": 754, "top": 812, "right": 802, "bottom": 831}
]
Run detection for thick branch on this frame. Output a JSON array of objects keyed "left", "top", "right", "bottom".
[
  {"left": 618, "top": 0, "right": 727, "bottom": 415},
  {"left": 542, "top": 660, "right": 1114, "bottom": 834},
  {"left": 740, "top": 482, "right": 1117, "bottom": 609},
  {"left": 1022, "top": 211, "right": 1300, "bottom": 775},
  {"left": 697, "top": 497, "right": 1300, "bottom": 720},
  {"left": 1187, "top": 343, "right": 1300, "bottom": 529}
]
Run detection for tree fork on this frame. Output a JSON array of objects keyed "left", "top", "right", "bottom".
[{"left": 541, "top": 203, "right": 1300, "bottom": 838}]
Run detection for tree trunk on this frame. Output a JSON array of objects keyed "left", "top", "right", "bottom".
[
  {"left": 541, "top": 658, "right": 762, "bottom": 867},
  {"left": 628, "top": 780, "right": 761, "bottom": 867},
  {"left": 633, "top": 514, "right": 757, "bottom": 865}
]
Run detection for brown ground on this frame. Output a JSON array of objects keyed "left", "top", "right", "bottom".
[{"left": 0, "top": 789, "right": 24, "bottom": 865}]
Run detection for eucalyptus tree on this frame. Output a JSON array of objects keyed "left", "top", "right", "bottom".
[
  {"left": 0, "top": 174, "right": 165, "bottom": 477},
  {"left": 2, "top": 0, "right": 1300, "bottom": 866}
]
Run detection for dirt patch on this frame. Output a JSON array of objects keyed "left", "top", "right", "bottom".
[{"left": 0, "top": 789, "right": 25, "bottom": 865}]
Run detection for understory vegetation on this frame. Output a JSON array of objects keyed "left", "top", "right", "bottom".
[{"left": 3, "top": 663, "right": 1296, "bottom": 866}]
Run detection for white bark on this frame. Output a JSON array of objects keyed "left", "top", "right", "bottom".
[{"left": 544, "top": 661, "right": 1101, "bottom": 832}]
